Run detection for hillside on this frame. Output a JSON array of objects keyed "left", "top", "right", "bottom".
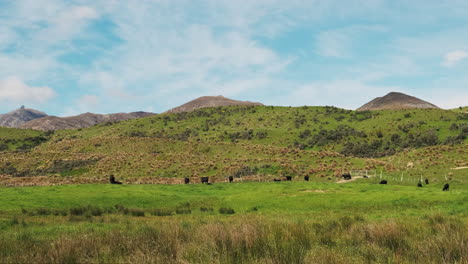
[
  {"left": 1, "top": 105, "right": 466, "bottom": 185},
  {"left": 0, "top": 127, "right": 49, "bottom": 151},
  {"left": 20, "top": 112, "right": 155, "bottom": 131},
  {"left": 0, "top": 106, "right": 47, "bottom": 128},
  {"left": 357, "top": 92, "right": 439, "bottom": 111},
  {"left": 166, "top": 96, "right": 263, "bottom": 113}
]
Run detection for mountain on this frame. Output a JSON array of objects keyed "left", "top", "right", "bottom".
[
  {"left": 0, "top": 106, "right": 48, "bottom": 128},
  {"left": 166, "top": 96, "right": 264, "bottom": 113},
  {"left": 20, "top": 112, "right": 155, "bottom": 131},
  {"left": 357, "top": 92, "right": 439, "bottom": 111}
]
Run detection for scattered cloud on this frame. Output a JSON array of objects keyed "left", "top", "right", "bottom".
[
  {"left": 315, "top": 25, "right": 386, "bottom": 58},
  {"left": 0, "top": 77, "right": 56, "bottom": 104},
  {"left": 61, "top": 95, "right": 99, "bottom": 116},
  {"left": 0, "top": 0, "right": 467, "bottom": 114},
  {"left": 442, "top": 50, "right": 468, "bottom": 67},
  {"left": 316, "top": 30, "right": 352, "bottom": 58}
]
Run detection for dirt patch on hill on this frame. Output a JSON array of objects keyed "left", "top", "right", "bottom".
[
  {"left": 301, "top": 190, "right": 326, "bottom": 193},
  {"left": 451, "top": 166, "right": 468, "bottom": 170}
]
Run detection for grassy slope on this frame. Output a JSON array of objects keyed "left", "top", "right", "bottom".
[
  {"left": 0, "top": 127, "right": 48, "bottom": 150},
  {"left": 0, "top": 106, "right": 466, "bottom": 183}
]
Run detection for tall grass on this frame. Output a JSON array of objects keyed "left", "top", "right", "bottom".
[{"left": 0, "top": 214, "right": 465, "bottom": 263}]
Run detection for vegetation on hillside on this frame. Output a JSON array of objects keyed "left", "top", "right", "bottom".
[{"left": 0, "top": 106, "right": 466, "bottom": 181}]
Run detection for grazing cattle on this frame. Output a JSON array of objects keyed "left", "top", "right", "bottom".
[
  {"left": 273, "top": 179, "right": 281, "bottom": 182},
  {"left": 109, "top": 175, "right": 122, "bottom": 184},
  {"left": 425, "top": 178, "right": 429, "bottom": 184},
  {"left": 201, "top": 177, "right": 209, "bottom": 184},
  {"left": 184, "top": 178, "right": 190, "bottom": 184},
  {"left": 228, "top": 176, "right": 234, "bottom": 183},
  {"left": 417, "top": 182, "right": 423, "bottom": 187},
  {"left": 286, "top": 176, "right": 292, "bottom": 181},
  {"left": 304, "top": 176, "right": 310, "bottom": 182},
  {"left": 379, "top": 180, "right": 387, "bottom": 184},
  {"left": 342, "top": 173, "right": 352, "bottom": 180},
  {"left": 443, "top": 183, "right": 449, "bottom": 191}
]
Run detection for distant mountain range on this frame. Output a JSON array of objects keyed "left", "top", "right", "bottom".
[
  {"left": 357, "top": 92, "right": 439, "bottom": 111},
  {"left": 0, "top": 106, "right": 154, "bottom": 131},
  {"left": 0, "top": 92, "right": 453, "bottom": 130},
  {"left": 20, "top": 112, "right": 155, "bottom": 131}
]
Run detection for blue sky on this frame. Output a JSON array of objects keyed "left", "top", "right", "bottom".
[{"left": 0, "top": 0, "right": 467, "bottom": 116}]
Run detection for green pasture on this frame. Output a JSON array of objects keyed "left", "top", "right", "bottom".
[
  {"left": 0, "top": 181, "right": 466, "bottom": 218},
  {"left": 0, "top": 181, "right": 466, "bottom": 263}
]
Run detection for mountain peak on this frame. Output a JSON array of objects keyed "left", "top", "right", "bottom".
[
  {"left": 0, "top": 107, "right": 48, "bottom": 128},
  {"left": 357, "top": 92, "right": 439, "bottom": 111},
  {"left": 165, "top": 96, "right": 264, "bottom": 114}
]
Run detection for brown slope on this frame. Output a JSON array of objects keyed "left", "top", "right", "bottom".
[
  {"left": 166, "top": 96, "right": 264, "bottom": 114},
  {"left": 0, "top": 106, "right": 48, "bottom": 128},
  {"left": 20, "top": 112, "right": 155, "bottom": 131},
  {"left": 357, "top": 92, "right": 439, "bottom": 111}
]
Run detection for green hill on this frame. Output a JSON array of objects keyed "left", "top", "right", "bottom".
[
  {"left": 0, "top": 127, "right": 50, "bottom": 151},
  {"left": 0, "top": 106, "right": 466, "bottom": 184}
]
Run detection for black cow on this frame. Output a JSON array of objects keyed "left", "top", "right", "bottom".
[
  {"left": 304, "top": 176, "right": 310, "bottom": 182},
  {"left": 201, "top": 177, "right": 209, "bottom": 184},
  {"left": 109, "top": 175, "right": 122, "bottom": 184},
  {"left": 379, "top": 180, "right": 387, "bottom": 184},
  {"left": 286, "top": 176, "right": 292, "bottom": 181},
  {"left": 443, "top": 183, "right": 449, "bottom": 191},
  {"left": 273, "top": 179, "right": 281, "bottom": 182},
  {"left": 228, "top": 176, "right": 234, "bottom": 183},
  {"left": 184, "top": 178, "right": 190, "bottom": 184},
  {"left": 417, "top": 181, "right": 423, "bottom": 187},
  {"left": 425, "top": 178, "right": 429, "bottom": 184},
  {"left": 342, "top": 173, "right": 352, "bottom": 180}
]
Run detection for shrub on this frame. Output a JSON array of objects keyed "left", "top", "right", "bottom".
[
  {"left": 175, "top": 208, "right": 191, "bottom": 215},
  {"left": 130, "top": 209, "right": 145, "bottom": 217},
  {"left": 219, "top": 207, "right": 235, "bottom": 214},
  {"left": 69, "top": 205, "right": 104, "bottom": 216},
  {"left": 151, "top": 208, "right": 174, "bottom": 216},
  {"left": 200, "top": 207, "right": 214, "bottom": 213},
  {"left": 35, "top": 208, "right": 52, "bottom": 215},
  {"left": 0, "top": 143, "right": 8, "bottom": 151}
]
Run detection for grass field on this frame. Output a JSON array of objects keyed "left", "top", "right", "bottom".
[{"left": 0, "top": 181, "right": 466, "bottom": 263}]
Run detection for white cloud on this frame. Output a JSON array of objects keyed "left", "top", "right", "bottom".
[
  {"left": 68, "top": 6, "right": 99, "bottom": 20},
  {"left": 442, "top": 50, "right": 468, "bottom": 67},
  {"left": 62, "top": 94, "right": 100, "bottom": 116},
  {"left": 0, "top": 77, "right": 56, "bottom": 104},
  {"left": 315, "top": 25, "right": 386, "bottom": 58},
  {"left": 78, "top": 95, "right": 99, "bottom": 107},
  {"left": 316, "top": 30, "right": 352, "bottom": 58}
]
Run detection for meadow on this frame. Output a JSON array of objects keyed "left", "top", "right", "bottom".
[{"left": 0, "top": 181, "right": 466, "bottom": 263}]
